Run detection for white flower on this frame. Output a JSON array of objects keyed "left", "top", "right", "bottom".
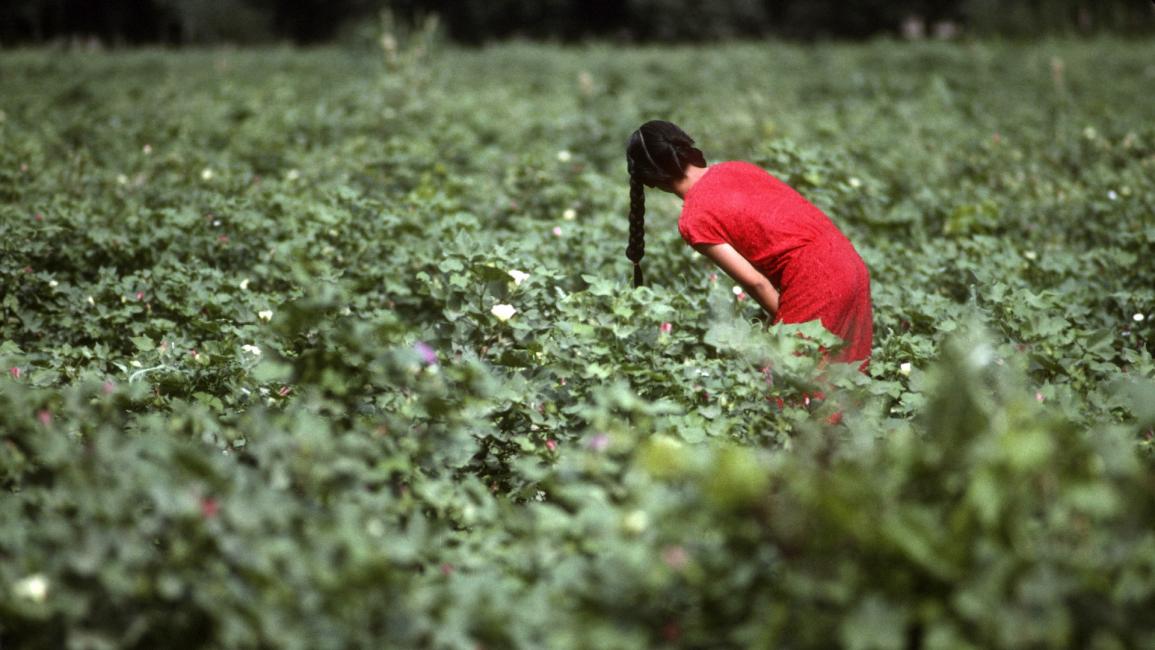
[
  {"left": 623, "top": 510, "right": 649, "bottom": 535},
  {"left": 508, "top": 269, "right": 530, "bottom": 286},
  {"left": 201, "top": 168, "right": 214, "bottom": 181},
  {"left": 899, "top": 362, "right": 912, "bottom": 376},
  {"left": 86, "top": 295, "right": 95, "bottom": 306},
  {"left": 490, "top": 304, "right": 517, "bottom": 321},
  {"left": 257, "top": 310, "right": 273, "bottom": 322},
  {"left": 1108, "top": 190, "right": 1118, "bottom": 201},
  {"left": 116, "top": 174, "right": 129, "bottom": 185},
  {"left": 48, "top": 280, "right": 59, "bottom": 288},
  {"left": 967, "top": 342, "right": 994, "bottom": 369},
  {"left": 848, "top": 177, "right": 862, "bottom": 188},
  {"left": 366, "top": 519, "right": 385, "bottom": 537},
  {"left": 1135, "top": 313, "right": 1146, "bottom": 323},
  {"left": 241, "top": 344, "right": 261, "bottom": 356},
  {"left": 562, "top": 208, "right": 577, "bottom": 221},
  {"left": 142, "top": 144, "right": 152, "bottom": 155},
  {"left": 557, "top": 150, "right": 572, "bottom": 162},
  {"left": 732, "top": 285, "right": 744, "bottom": 296},
  {"left": 578, "top": 71, "right": 594, "bottom": 95},
  {"left": 286, "top": 169, "right": 300, "bottom": 181},
  {"left": 13, "top": 574, "right": 48, "bottom": 603},
  {"left": 239, "top": 278, "right": 251, "bottom": 290},
  {"left": 1024, "top": 250, "right": 1037, "bottom": 260},
  {"left": 130, "top": 360, "right": 143, "bottom": 368}
]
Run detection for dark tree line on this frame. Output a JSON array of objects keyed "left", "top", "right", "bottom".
[
  {"left": 0, "top": 0, "right": 383, "bottom": 45},
  {"left": 1, "top": 0, "right": 1152, "bottom": 45}
]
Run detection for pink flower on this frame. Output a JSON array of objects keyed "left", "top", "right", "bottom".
[
  {"left": 1035, "top": 391, "right": 1045, "bottom": 403},
  {"left": 102, "top": 381, "right": 116, "bottom": 394},
  {"left": 440, "top": 563, "right": 454, "bottom": 576},
  {"left": 552, "top": 226, "right": 563, "bottom": 237},
  {"left": 661, "top": 545, "right": 689, "bottom": 570},
  {"left": 135, "top": 291, "right": 144, "bottom": 301},
  {"left": 659, "top": 322, "right": 673, "bottom": 334},
  {"left": 414, "top": 341, "right": 438, "bottom": 365},
  {"left": 586, "top": 433, "right": 609, "bottom": 452},
  {"left": 546, "top": 439, "right": 558, "bottom": 452},
  {"left": 37, "top": 410, "right": 53, "bottom": 426},
  {"left": 278, "top": 385, "right": 292, "bottom": 397},
  {"left": 200, "top": 497, "right": 219, "bottom": 519},
  {"left": 8, "top": 367, "right": 20, "bottom": 380},
  {"left": 33, "top": 213, "right": 43, "bottom": 222}
]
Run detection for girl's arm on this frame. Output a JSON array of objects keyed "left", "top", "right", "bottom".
[{"left": 693, "top": 243, "right": 779, "bottom": 319}]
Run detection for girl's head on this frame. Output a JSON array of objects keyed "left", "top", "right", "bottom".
[{"left": 625, "top": 120, "right": 707, "bottom": 287}]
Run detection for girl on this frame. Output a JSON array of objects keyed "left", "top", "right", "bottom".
[{"left": 625, "top": 120, "right": 873, "bottom": 367}]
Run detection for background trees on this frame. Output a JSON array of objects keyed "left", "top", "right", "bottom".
[{"left": 1, "top": 0, "right": 1152, "bottom": 46}]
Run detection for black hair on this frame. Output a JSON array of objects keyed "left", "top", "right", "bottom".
[{"left": 625, "top": 120, "right": 707, "bottom": 288}]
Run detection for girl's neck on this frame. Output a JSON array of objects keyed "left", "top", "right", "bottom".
[{"left": 673, "top": 164, "right": 708, "bottom": 199}]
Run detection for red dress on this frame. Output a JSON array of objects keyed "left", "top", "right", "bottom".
[{"left": 678, "top": 161, "right": 873, "bottom": 365}]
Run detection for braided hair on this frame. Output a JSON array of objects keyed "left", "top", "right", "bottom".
[{"left": 625, "top": 120, "right": 708, "bottom": 288}]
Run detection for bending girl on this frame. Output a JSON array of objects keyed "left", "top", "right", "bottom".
[{"left": 625, "top": 120, "right": 873, "bottom": 367}]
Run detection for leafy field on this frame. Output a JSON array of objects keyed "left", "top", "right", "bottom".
[{"left": 2, "top": 37, "right": 1155, "bottom": 648}]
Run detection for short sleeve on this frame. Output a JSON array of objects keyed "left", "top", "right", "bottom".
[{"left": 678, "top": 200, "right": 726, "bottom": 247}]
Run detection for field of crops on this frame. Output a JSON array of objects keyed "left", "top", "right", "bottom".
[{"left": 2, "top": 36, "right": 1155, "bottom": 648}]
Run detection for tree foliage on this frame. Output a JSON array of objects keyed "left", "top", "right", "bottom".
[{"left": 0, "top": 0, "right": 1152, "bottom": 45}]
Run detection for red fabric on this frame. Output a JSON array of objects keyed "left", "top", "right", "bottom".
[{"left": 678, "top": 161, "right": 873, "bottom": 365}]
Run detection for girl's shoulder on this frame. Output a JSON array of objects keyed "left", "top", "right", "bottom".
[
  {"left": 684, "top": 161, "right": 762, "bottom": 216},
  {"left": 693, "top": 161, "right": 777, "bottom": 198}
]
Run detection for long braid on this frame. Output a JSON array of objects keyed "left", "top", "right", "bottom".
[{"left": 626, "top": 175, "right": 645, "bottom": 288}]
